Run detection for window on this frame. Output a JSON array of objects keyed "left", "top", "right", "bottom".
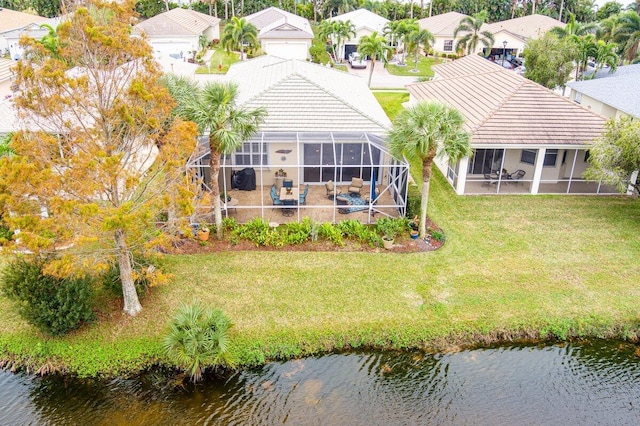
[
  {"left": 574, "top": 92, "right": 582, "bottom": 104},
  {"left": 584, "top": 150, "right": 590, "bottom": 162},
  {"left": 543, "top": 149, "right": 558, "bottom": 167},
  {"left": 443, "top": 40, "right": 453, "bottom": 52},
  {"left": 520, "top": 149, "right": 536, "bottom": 165},
  {"left": 234, "top": 142, "right": 267, "bottom": 167}
]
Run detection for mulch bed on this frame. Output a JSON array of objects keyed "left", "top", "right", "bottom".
[{"left": 166, "top": 219, "right": 444, "bottom": 255}]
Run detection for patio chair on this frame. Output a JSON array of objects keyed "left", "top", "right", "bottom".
[
  {"left": 299, "top": 184, "right": 309, "bottom": 205},
  {"left": 325, "top": 180, "right": 340, "bottom": 197},
  {"left": 508, "top": 169, "right": 526, "bottom": 185},
  {"left": 270, "top": 184, "right": 283, "bottom": 209},
  {"left": 482, "top": 173, "right": 497, "bottom": 187},
  {"left": 348, "top": 177, "right": 364, "bottom": 196},
  {"left": 283, "top": 179, "right": 293, "bottom": 189}
]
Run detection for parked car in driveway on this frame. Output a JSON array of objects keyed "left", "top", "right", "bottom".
[{"left": 348, "top": 52, "right": 367, "bottom": 69}]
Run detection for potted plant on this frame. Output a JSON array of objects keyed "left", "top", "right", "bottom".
[
  {"left": 197, "top": 224, "right": 210, "bottom": 241},
  {"left": 376, "top": 217, "right": 406, "bottom": 250}
]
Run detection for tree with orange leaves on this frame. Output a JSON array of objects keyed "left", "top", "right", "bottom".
[{"left": 0, "top": 1, "right": 198, "bottom": 316}]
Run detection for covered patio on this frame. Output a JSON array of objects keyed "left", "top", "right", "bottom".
[{"left": 188, "top": 131, "right": 410, "bottom": 224}]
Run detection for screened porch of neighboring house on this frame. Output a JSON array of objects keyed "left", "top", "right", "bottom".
[
  {"left": 442, "top": 147, "right": 620, "bottom": 195},
  {"left": 187, "top": 131, "right": 411, "bottom": 224}
]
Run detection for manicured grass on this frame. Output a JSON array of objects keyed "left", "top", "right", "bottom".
[
  {"left": 1, "top": 172, "right": 639, "bottom": 377},
  {"left": 195, "top": 48, "right": 240, "bottom": 74},
  {"left": 387, "top": 55, "right": 443, "bottom": 77},
  {"left": 373, "top": 91, "right": 409, "bottom": 121}
]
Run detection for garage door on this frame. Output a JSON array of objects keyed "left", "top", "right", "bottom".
[
  {"left": 264, "top": 42, "right": 308, "bottom": 60},
  {"left": 152, "top": 41, "right": 192, "bottom": 59},
  {"left": 344, "top": 44, "right": 357, "bottom": 60}
]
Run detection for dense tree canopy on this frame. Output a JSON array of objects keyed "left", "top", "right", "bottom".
[
  {"left": 523, "top": 32, "right": 577, "bottom": 88},
  {"left": 0, "top": 0, "right": 199, "bottom": 316}
]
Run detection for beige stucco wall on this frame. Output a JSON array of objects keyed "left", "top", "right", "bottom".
[
  {"left": 569, "top": 91, "right": 619, "bottom": 119},
  {"left": 203, "top": 25, "right": 220, "bottom": 41}
]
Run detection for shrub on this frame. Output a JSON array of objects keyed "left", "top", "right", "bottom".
[
  {"left": 375, "top": 217, "right": 409, "bottom": 240},
  {"left": 430, "top": 230, "right": 445, "bottom": 242},
  {"left": 1, "top": 257, "right": 95, "bottom": 336},
  {"left": 163, "top": 303, "right": 235, "bottom": 382}
]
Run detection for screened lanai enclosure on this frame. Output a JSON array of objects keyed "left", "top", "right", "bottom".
[{"left": 187, "top": 132, "right": 410, "bottom": 224}]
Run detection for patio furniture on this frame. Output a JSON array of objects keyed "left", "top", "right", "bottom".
[
  {"left": 281, "top": 199, "right": 296, "bottom": 217},
  {"left": 348, "top": 177, "right": 364, "bottom": 195},
  {"left": 283, "top": 179, "right": 293, "bottom": 189},
  {"left": 270, "top": 185, "right": 283, "bottom": 208},
  {"left": 482, "top": 173, "right": 497, "bottom": 187},
  {"left": 508, "top": 169, "right": 526, "bottom": 185},
  {"left": 299, "top": 184, "right": 309, "bottom": 205},
  {"left": 325, "top": 180, "right": 340, "bottom": 197}
]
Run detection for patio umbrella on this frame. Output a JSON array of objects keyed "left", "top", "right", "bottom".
[{"left": 370, "top": 169, "right": 378, "bottom": 202}]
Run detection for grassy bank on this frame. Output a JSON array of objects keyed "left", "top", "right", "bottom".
[{"left": 1, "top": 170, "right": 639, "bottom": 377}]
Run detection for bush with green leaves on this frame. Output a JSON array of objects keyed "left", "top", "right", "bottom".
[
  {"left": 1, "top": 257, "right": 95, "bottom": 336},
  {"left": 375, "top": 217, "right": 409, "bottom": 240},
  {"left": 163, "top": 303, "right": 235, "bottom": 382}
]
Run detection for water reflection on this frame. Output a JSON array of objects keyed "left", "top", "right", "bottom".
[{"left": 1, "top": 340, "right": 638, "bottom": 425}]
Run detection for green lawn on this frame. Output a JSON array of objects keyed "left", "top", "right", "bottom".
[
  {"left": 387, "top": 55, "right": 443, "bottom": 78},
  {"left": 195, "top": 48, "right": 240, "bottom": 74},
  {"left": 373, "top": 91, "right": 409, "bottom": 121}
]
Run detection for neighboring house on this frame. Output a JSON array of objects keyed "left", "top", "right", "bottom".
[
  {"left": 417, "top": 11, "right": 483, "bottom": 55},
  {"left": 133, "top": 8, "right": 220, "bottom": 59},
  {"left": 484, "top": 14, "right": 565, "bottom": 59},
  {"left": 407, "top": 54, "right": 613, "bottom": 195},
  {"left": 188, "top": 55, "right": 409, "bottom": 223},
  {"left": 326, "top": 8, "right": 389, "bottom": 60},
  {"left": 0, "top": 8, "right": 48, "bottom": 59},
  {"left": 3, "top": 18, "right": 61, "bottom": 61},
  {"left": 566, "top": 64, "right": 640, "bottom": 120},
  {"left": 245, "top": 7, "right": 313, "bottom": 60}
]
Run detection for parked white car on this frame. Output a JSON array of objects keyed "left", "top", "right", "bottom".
[{"left": 348, "top": 52, "right": 367, "bottom": 69}]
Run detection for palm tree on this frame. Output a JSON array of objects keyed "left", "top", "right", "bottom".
[
  {"left": 574, "top": 34, "right": 598, "bottom": 79},
  {"left": 387, "top": 102, "right": 471, "bottom": 238},
  {"left": 38, "top": 23, "right": 60, "bottom": 59},
  {"left": 163, "top": 76, "right": 266, "bottom": 239},
  {"left": 396, "top": 19, "right": 419, "bottom": 65},
  {"left": 163, "top": 303, "right": 235, "bottom": 382},
  {"left": 593, "top": 40, "right": 619, "bottom": 74},
  {"left": 221, "top": 16, "right": 258, "bottom": 61},
  {"left": 358, "top": 31, "right": 392, "bottom": 87},
  {"left": 408, "top": 28, "right": 434, "bottom": 72},
  {"left": 453, "top": 11, "right": 495, "bottom": 56},
  {"left": 613, "top": 10, "right": 640, "bottom": 62},
  {"left": 549, "top": 13, "right": 599, "bottom": 39},
  {"left": 334, "top": 20, "right": 356, "bottom": 62}
]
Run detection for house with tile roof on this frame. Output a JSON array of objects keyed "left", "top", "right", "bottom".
[
  {"left": 407, "top": 54, "right": 614, "bottom": 195},
  {"left": 188, "top": 56, "right": 409, "bottom": 223},
  {"left": 327, "top": 8, "right": 389, "bottom": 60},
  {"left": 566, "top": 64, "right": 640, "bottom": 120},
  {"left": 417, "top": 11, "right": 486, "bottom": 55},
  {"left": 484, "top": 14, "right": 565, "bottom": 59},
  {"left": 133, "top": 8, "right": 220, "bottom": 59},
  {"left": 244, "top": 7, "right": 313, "bottom": 60},
  {"left": 0, "top": 8, "right": 48, "bottom": 58}
]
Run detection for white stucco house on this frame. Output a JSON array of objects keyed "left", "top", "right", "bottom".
[
  {"left": 326, "top": 8, "right": 389, "bottom": 60},
  {"left": 133, "top": 8, "right": 220, "bottom": 59},
  {"left": 407, "top": 54, "right": 616, "bottom": 195},
  {"left": 245, "top": 7, "right": 313, "bottom": 60},
  {"left": 417, "top": 11, "right": 482, "bottom": 55},
  {"left": 484, "top": 14, "right": 565, "bottom": 59},
  {"left": 0, "top": 8, "right": 48, "bottom": 59},
  {"left": 566, "top": 64, "right": 640, "bottom": 120}
]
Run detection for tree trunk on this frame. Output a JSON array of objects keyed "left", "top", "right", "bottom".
[
  {"left": 231, "top": 0, "right": 235, "bottom": 17},
  {"left": 209, "top": 142, "right": 224, "bottom": 239},
  {"left": 368, "top": 59, "right": 375, "bottom": 87},
  {"left": 164, "top": 0, "right": 170, "bottom": 12},
  {"left": 420, "top": 157, "right": 434, "bottom": 238},
  {"left": 115, "top": 229, "right": 142, "bottom": 316},
  {"left": 225, "top": 1, "right": 228, "bottom": 20},
  {"left": 558, "top": 0, "right": 564, "bottom": 22},
  {"left": 429, "top": 1, "right": 432, "bottom": 17}
]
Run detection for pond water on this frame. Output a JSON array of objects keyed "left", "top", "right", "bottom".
[{"left": 1, "top": 340, "right": 639, "bottom": 425}]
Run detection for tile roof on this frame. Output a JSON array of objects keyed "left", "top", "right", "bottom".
[
  {"left": 133, "top": 8, "right": 220, "bottom": 38},
  {"left": 226, "top": 56, "right": 391, "bottom": 133},
  {"left": 566, "top": 64, "right": 640, "bottom": 119},
  {"left": 407, "top": 54, "right": 606, "bottom": 146},
  {"left": 417, "top": 11, "right": 485, "bottom": 37},
  {"left": 327, "top": 8, "right": 389, "bottom": 33},
  {"left": 0, "top": 8, "right": 47, "bottom": 33},
  {"left": 245, "top": 7, "right": 313, "bottom": 39},
  {"left": 485, "top": 14, "right": 564, "bottom": 40},
  {"left": 432, "top": 55, "right": 499, "bottom": 78}
]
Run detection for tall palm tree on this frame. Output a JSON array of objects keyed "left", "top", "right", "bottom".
[
  {"left": 221, "top": 16, "right": 258, "bottom": 61},
  {"left": 574, "top": 34, "right": 598, "bottom": 79},
  {"left": 408, "top": 28, "right": 434, "bottom": 72},
  {"left": 163, "top": 76, "right": 266, "bottom": 239},
  {"left": 387, "top": 102, "right": 471, "bottom": 238},
  {"left": 453, "top": 12, "right": 494, "bottom": 56},
  {"left": 334, "top": 20, "right": 356, "bottom": 62},
  {"left": 593, "top": 40, "right": 619, "bottom": 73},
  {"left": 549, "top": 13, "right": 599, "bottom": 39},
  {"left": 358, "top": 31, "right": 392, "bottom": 87},
  {"left": 396, "top": 19, "right": 419, "bottom": 65},
  {"left": 613, "top": 10, "right": 640, "bottom": 62}
]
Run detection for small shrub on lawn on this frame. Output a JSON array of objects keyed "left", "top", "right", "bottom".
[{"left": 1, "top": 257, "right": 95, "bottom": 336}]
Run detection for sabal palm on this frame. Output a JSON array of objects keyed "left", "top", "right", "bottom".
[
  {"left": 453, "top": 13, "right": 494, "bottom": 56},
  {"left": 613, "top": 10, "right": 640, "bottom": 61},
  {"left": 163, "top": 76, "right": 266, "bottom": 239},
  {"left": 408, "top": 29, "right": 434, "bottom": 72},
  {"left": 358, "top": 31, "right": 391, "bottom": 87},
  {"left": 388, "top": 102, "right": 471, "bottom": 238},
  {"left": 163, "top": 303, "right": 235, "bottom": 382},
  {"left": 221, "top": 16, "right": 257, "bottom": 61}
]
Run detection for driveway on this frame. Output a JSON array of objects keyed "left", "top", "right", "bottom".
[{"left": 345, "top": 61, "right": 418, "bottom": 89}]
